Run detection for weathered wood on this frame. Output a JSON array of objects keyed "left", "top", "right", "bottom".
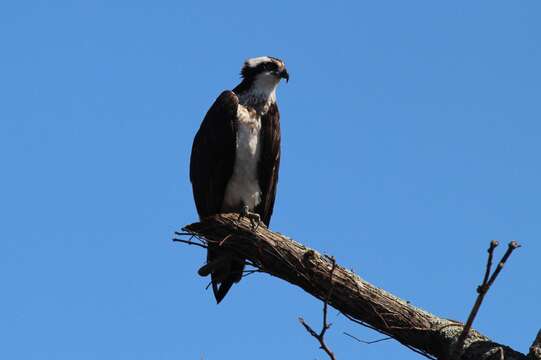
[{"left": 182, "top": 214, "right": 531, "bottom": 360}]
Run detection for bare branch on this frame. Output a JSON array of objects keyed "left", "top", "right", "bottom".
[
  {"left": 242, "top": 269, "right": 264, "bottom": 278},
  {"left": 178, "top": 214, "right": 527, "bottom": 360},
  {"left": 487, "top": 241, "right": 521, "bottom": 288},
  {"left": 299, "top": 257, "right": 337, "bottom": 360},
  {"left": 172, "top": 234, "right": 208, "bottom": 249},
  {"left": 482, "top": 240, "right": 499, "bottom": 287},
  {"left": 454, "top": 241, "right": 521, "bottom": 358}
]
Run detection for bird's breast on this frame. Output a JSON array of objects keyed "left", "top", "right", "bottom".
[
  {"left": 221, "top": 105, "right": 262, "bottom": 212},
  {"left": 236, "top": 105, "right": 261, "bottom": 158}
]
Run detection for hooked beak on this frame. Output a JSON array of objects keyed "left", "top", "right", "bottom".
[{"left": 279, "top": 68, "right": 289, "bottom": 83}]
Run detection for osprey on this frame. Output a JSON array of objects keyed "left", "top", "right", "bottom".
[{"left": 190, "top": 56, "right": 289, "bottom": 303}]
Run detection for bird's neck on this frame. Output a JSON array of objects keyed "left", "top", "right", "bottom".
[{"left": 234, "top": 77, "right": 278, "bottom": 114}]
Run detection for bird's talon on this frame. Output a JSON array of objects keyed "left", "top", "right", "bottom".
[
  {"left": 237, "top": 206, "right": 261, "bottom": 232},
  {"left": 249, "top": 214, "right": 261, "bottom": 231}
]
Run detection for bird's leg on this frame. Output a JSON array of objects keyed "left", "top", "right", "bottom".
[{"left": 237, "top": 205, "right": 261, "bottom": 231}]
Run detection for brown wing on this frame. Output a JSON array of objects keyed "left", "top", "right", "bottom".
[
  {"left": 190, "top": 91, "right": 243, "bottom": 304},
  {"left": 255, "top": 102, "right": 281, "bottom": 227},
  {"left": 190, "top": 91, "right": 238, "bottom": 218}
]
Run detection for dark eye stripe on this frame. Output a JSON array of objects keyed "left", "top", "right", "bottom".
[
  {"left": 241, "top": 60, "right": 281, "bottom": 79},
  {"left": 263, "top": 62, "right": 277, "bottom": 71}
]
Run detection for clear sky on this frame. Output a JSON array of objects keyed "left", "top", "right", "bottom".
[{"left": 1, "top": 1, "right": 540, "bottom": 359}]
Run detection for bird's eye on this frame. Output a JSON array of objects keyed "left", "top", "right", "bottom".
[{"left": 263, "top": 63, "right": 276, "bottom": 72}]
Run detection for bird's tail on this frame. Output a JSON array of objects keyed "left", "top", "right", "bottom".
[{"left": 198, "top": 246, "right": 245, "bottom": 304}]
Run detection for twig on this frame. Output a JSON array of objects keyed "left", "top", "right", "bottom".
[
  {"left": 342, "top": 312, "right": 437, "bottom": 360},
  {"left": 454, "top": 240, "right": 521, "bottom": 358},
  {"left": 299, "top": 257, "right": 337, "bottom": 360},
  {"left": 174, "top": 231, "right": 194, "bottom": 236},
  {"left": 219, "top": 234, "right": 233, "bottom": 246},
  {"left": 481, "top": 240, "right": 498, "bottom": 286},
  {"left": 242, "top": 269, "right": 264, "bottom": 278},
  {"left": 486, "top": 241, "right": 521, "bottom": 288},
  {"left": 172, "top": 236, "right": 208, "bottom": 249},
  {"left": 343, "top": 331, "right": 391, "bottom": 344},
  {"left": 244, "top": 259, "right": 259, "bottom": 268}
]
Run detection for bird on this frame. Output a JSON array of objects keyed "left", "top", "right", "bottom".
[{"left": 189, "top": 56, "right": 289, "bottom": 303}]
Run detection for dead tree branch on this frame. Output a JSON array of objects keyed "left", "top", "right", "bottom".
[
  {"left": 173, "top": 232, "right": 207, "bottom": 249},
  {"left": 299, "top": 257, "right": 337, "bottom": 360},
  {"left": 453, "top": 240, "right": 521, "bottom": 359},
  {"left": 179, "top": 214, "right": 532, "bottom": 360}
]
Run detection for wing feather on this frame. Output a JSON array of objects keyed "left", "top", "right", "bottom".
[
  {"left": 190, "top": 91, "right": 238, "bottom": 218},
  {"left": 256, "top": 103, "right": 281, "bottom": 226}
]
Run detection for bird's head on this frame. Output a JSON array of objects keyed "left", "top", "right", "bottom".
[{"left": 241, "top": 56, "right": 289, "bottom": 85}]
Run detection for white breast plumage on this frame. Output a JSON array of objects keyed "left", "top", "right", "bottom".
[{"left": 222, "top": 105, "right": 262, "bottom": 211}]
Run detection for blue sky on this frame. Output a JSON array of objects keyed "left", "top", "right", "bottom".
[{"left": 1, "top": 1, "right": 540, "bottom": 359}]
